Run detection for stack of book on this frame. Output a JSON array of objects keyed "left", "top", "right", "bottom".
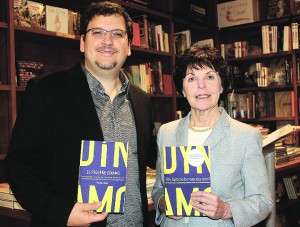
[
  {"left": 131, "top": 14, "right": 170, "bottom": 53},
  {"left": 0, "top": 183, "right": 25, "bottom": 211}
]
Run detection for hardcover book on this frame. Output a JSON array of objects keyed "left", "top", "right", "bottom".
[
  {"left": 77, "top": 140, "right": 128, "bottom": 213},
  {"left": 163, "top": 145, "right": 211, "bottom": 216},
  {"left": 217, "top": 0, "right": 256, "bottom": 28},
  {"left": 131, "top": 21, "right": 141, "bottom": 47},
  {"left": 46, "top": 5, "right": 68, "bottom": 34}
]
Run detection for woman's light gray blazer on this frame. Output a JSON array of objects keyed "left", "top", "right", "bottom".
[{"left": 152, "top": 107, "right": 273, "bottom": 227}]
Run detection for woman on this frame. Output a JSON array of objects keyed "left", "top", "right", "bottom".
[{"left": 152, "top": 44, "right": 273, "bottom": 226}]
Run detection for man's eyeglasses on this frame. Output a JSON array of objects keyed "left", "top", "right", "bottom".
[{"left": 86, "top": 28, "right": 127, "bottom": 39}]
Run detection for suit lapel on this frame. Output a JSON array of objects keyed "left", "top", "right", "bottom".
[
  {"left": 204, "top": 108, "right": 230, "bottom": 150},
  {"left": 65, "top": 64, "right": 102, "bottom": 139},
  {"left": 175, "top": 114, "right": 190, "bottom": 146}
]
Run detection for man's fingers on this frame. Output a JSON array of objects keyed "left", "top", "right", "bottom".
[{"left": 80, "top": 201, "right": 102, "bottom": 212}]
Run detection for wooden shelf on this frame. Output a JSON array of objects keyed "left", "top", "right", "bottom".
[
  {"left": 226, "top": 51, "right": 292, "bottom": 63},
  {"left": 276, "top": 159, "right": 300, "bottom": 173},
  {"left": 0, "top": 22, "right": 8, "bottom": 28},
  {"left": 230, "top": 84, "right": 293, "bottom": 93},
  {"left": 0, "top": 85, "right": 10, "bottom": 91},
  {"left": 15, "top": 25, "right": 80, "bottom": 41},
  {"left": 239, "top": 117, "right": 296, "bottom": 123}
]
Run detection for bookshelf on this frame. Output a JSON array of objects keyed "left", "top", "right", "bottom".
[{"left": 217, "top": 0, "right": 300, "bottom": 225}]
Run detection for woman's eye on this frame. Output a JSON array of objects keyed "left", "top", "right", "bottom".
[
  {"left": 207, "top": 74, "right": 215, "bottom": 80},
  {"left": 187, "top": 77, "right": 196, "bottom": 82}
]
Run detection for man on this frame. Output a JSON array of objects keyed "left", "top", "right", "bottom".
[{"left": 4, "top": 1, "right": 156, "bottom": 226}]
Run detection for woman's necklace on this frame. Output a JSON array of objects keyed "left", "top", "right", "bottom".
[{"left": 188, "top": 123, "right": 214, "bottom": 133}]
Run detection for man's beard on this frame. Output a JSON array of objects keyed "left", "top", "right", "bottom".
[{"left": 95, "top": 61, "right": 117, "bottom": 70}]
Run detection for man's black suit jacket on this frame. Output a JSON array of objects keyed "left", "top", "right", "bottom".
[{"left": 4, "top": 64, "right": 156, "bottom": 227}]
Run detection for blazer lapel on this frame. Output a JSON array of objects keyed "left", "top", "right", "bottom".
[
  {"left": 175, "top": 114, "right": 190, "bottom": 146},
  {"left": 204, "top": 108, "right": 230, "bottom": 150},
  {"left": 65, "top": 64, "right": 102, "bottom": 139}
]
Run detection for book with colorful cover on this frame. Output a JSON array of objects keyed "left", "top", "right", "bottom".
[
  {"left": 163, "top": 145, "right": 211, "bottom": 216},
  {"left": 46, "top": 5, "right": 68, "bottom": 34},
  {"left": 217, "top": 0, "right": 256, "bottom": 28},
  {"left": 77, "top": 140, "right": 128, "bottom": 213}
]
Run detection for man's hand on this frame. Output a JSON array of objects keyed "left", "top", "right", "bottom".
[{"left": 67, "top": 202, "right": 108, "bottom": 226}]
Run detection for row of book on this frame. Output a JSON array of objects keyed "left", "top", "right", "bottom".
[
  {"left": 132, "top": 15, "right": 169, "bottom": 53},
  {"left": 14, "top": 0, "right": 81, "bottom": 36},
  {"left": 227, "top": 61, "right": 292, "bottom": 91},
  {"left": 0, "top": 183, "right": 25, "bottom": 211},
  {"left": 222, "top": 21, "right": 300, "bottom": 59},
  {"left": 221, "top": 25, "right": 291, "bottom": 60},
  {"left": 227, "top": 90, "right": 294, "bottom": 120},
  {"left": 125, "top": 62, "right": 173, "bottom": 95}
]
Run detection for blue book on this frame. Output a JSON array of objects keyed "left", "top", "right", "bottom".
[
  {"left": 77, "top": 140, "right": 128, "bottom": 213},
  {"left": 163, "top": 145, "right": 211, "bottom": 216}
]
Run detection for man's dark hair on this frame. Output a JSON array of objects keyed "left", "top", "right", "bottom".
[{"left": 80, "top": 1, "right": 133, "bottom": 43}]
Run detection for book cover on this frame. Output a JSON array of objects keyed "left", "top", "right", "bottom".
[
  {"left": 256, "top": 91, "right": 267, "bottom": 118},
  {"left": 148, "top": 21, "right": 158, "bottom": 50},
  {"left": 131, "top": 21, "right": 141, "bottom": 47},
  {"left": 77, "top": 140, "right": 128, "bottom": 213},
  {"left": 194, "top": 38, "right": 214, "bottom": 48},
  {"left": 163, "top": 145, "right": 211, "bottom": 216},
  {"left": 155, "top": 24, "right": 164, "bottom": 52},
  {"left": 267, "top": 0, "right": 290, "bottom": 19},
  {"left": 149, "top": 61, "right": 164, "bottom": 94},
  {"left": 68, "top": 10, "right": 81, "bottom": 36},
  {"left": 217, "top": 0, "right": 256, "bottom": 28},
  {"left": 46, "top": 5, "right": 68, "bottom": 34},
  {"left": 174, "top": 30, "right": 191, "bottom": 54},
  {"left": 132, "top": 15, "right": 149, "bottom": 48},
  {"left": 275, "top": 91, "right": 292, "bottom": 117},
  {"left": 163, "top": 74, "right": 173, "bottom": 95},
  {"left": 224, "top": 43, "right": 235, "bottom": 59},
  {"left": 296, "top": 0, "right": 300, "bottom": 14},
  {"left": 189, "top": 3, "right": 207, "bottom": 23}
]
